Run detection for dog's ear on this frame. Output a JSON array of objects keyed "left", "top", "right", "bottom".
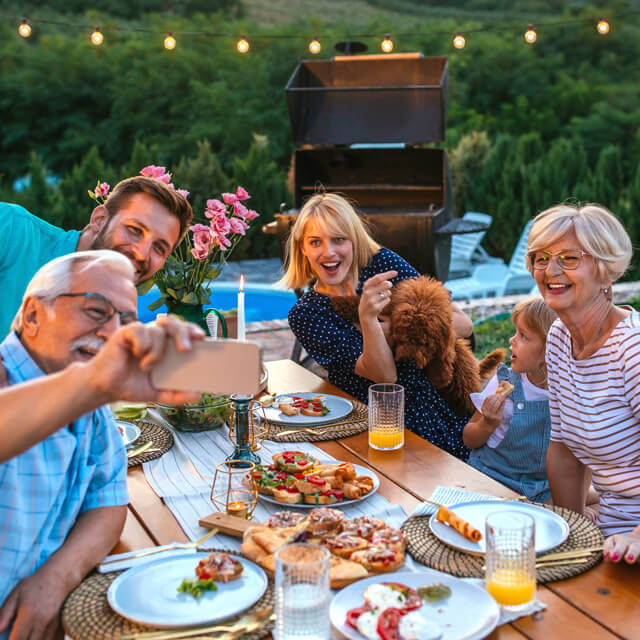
[
  {"left": 331, "top": 295, "right": 361, "bottom": 323},
  {"left": 478, "top": 348, "right": 507, "bottom": 379}
]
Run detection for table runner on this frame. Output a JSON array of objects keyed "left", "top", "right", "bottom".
[{"left": 141, "top": 410, "right": 409, "bottom": 549}]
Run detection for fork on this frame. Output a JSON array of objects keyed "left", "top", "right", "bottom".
[{"left": 99, "top": 528, "right": 219, "bottom": 567}]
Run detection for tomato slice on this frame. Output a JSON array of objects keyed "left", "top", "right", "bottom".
[
  {"left": 307, "top": 475, "right": 326, "bottom": 486},
  {"left": 345, "top": 605, "right": 371, "bottom": 629},
  {"left": 377, "top": 607, "right": 404, "bottom": 640}
]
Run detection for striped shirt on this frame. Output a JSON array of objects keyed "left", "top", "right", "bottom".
[
  {"left": 546, "top": 310, "right": 640, "bottom": 535},
  {"left": 0, "top": 332, "right": 128, "bottom": 610}
]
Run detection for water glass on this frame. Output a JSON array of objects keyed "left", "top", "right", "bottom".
[
  {"left": 485, "top": 511, "right": 536, "bottom": 612},
  {"left": 275, "top": 543, "right": 331, "bottom": 640},
  {"left": 368, "top": 383, "right": 404, "bottom": 450}
]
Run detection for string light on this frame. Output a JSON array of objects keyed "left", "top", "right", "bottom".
[
  {"left": 597, "top": 18, "right": 610, "bottom": 34},
  {"left": 524, "top": 24, "right": 537, "bottom": 44},
  {"left": 90, "top": 27, "right": 104, "bottom": 45},
  {"left": 236, "top": 35, "right": 249, "bottom": 53},
  {"left": 453, "top": 33, "right": 466, "bottom": 49},
  {"left": 18, "top": 19, "right": 31, "bottom": 38},
  {"left": 381, "top": 34, "right": 394, "bottom": 53},
  {"left": 164, "top": 32, "right": 176, "bottom": 50},
  {"left": 308, "top": 37, "right": 321, "bottom": 55}
]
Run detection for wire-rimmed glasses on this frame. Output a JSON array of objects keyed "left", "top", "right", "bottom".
[{"left": 528, "top": 249, "right": 590, "bottom": 271}]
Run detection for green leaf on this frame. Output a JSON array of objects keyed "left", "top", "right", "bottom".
[
  {"left": 206, "top": 267, "right": 222, "bottom": 280},
  {"left": 147, "top": 297, "right": 167, "bottom": 311},
  {"left": 181, "top": 292, "right": 199, "bottom": 304},
  {"left": 166, "top": 288, "right": 178, "bottom": 298},
  {"left": 136, "top": 279, "right": 154, "bottom": 295}
]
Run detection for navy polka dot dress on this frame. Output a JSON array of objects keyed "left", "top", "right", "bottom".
[{"left": 288, "top": 248, "right": 471, "bottom": 461}]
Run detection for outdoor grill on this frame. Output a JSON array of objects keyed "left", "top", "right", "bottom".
[{"left": 269, "top": 52, "right": 483, "bottom": 281}]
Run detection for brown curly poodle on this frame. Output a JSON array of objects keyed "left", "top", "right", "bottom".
[{"left": 331, "top": 276, "right": 505, "bottom": 416}]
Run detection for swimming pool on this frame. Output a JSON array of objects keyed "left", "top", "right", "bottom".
[{"left": 137, "top": 282, "right": 298, "bottom": 324}]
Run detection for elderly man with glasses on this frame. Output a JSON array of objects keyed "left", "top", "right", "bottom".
[{"left": 0, "top": 250, "right": 204, "bottom": 640}]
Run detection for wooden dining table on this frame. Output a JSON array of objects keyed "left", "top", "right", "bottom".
[{"left": 118, "top": 359, "right": 640, "bottom": 639}]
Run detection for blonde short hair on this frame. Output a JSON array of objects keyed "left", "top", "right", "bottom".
[
  {"left": 511, "top": 296, "right": 557, "bottom": 344},
  {"left": 526, "top": 203, "right": 632, "bottom": 284},
  {"left": 12, "top": 250, "right": 134, "bottom": 333},
  {"left": 278, "top": 193, "right": 381, "bottom": 290}
]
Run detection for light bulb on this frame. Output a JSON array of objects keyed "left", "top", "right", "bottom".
[
  {"left": 18, "top": 19, "right": 31, "bottom": 38},
  {"left": 524, "top": 24, "right": 537, "bottom": 44},
  {"left": 308, "top": 38, "right": 321, "bottom": 55},
  {"left": 453, "top": 33, "right": 465, "bottom": 49},
  {"left": 597, "top": 19, "right": 610, "bottom": 35},
  {"left": 91, "top": 27, "right": 104, "bottom": 46},
  {"left": 381, "top": 34, "right": 394, "bottom": 53},
  {"left": 237, "top": 36, "right": 249, "bottom": 54},
  {"left": 164, "top": 32, "right": 176, "bottom": 50}
]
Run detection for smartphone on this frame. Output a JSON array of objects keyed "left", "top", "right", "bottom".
[{"left": 151, "top": 338, "right": 262, "bottom": 396}]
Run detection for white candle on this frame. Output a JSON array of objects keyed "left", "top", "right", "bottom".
[{"left": 237, "top": 275, "right": 246, "bottom": 341}]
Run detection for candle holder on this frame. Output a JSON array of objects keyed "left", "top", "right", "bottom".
[
  {"left": 211, "top": 460, "right": 258, "bottom": 519},
  {"left": 227, "top": 394, "right": 262, "bottom": 463}
]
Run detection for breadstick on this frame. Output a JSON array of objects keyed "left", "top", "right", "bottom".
[{"left": 436, "top": 506, "right": 482, "bottom": 542}]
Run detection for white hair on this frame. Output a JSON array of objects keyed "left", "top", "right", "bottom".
[{"left": 11, "top": 250, "right": 134, "bottom": 333}]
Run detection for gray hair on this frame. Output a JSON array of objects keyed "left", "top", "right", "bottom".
[
  {"left": 11, "top": 250, "right": 135, "bottom": 333},
  {"left": 526, "top": 203, "right": 632, "bottom": 285}
]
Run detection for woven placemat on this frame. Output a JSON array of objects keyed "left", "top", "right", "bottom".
[
  {"left": 127, "top": 420, "right": 174, "bottom": 467},
  {"left": 266, "top": 401, "right": 369, "bottom": 442},
  {"left": 402, "top": 503, "right": 604, "bottom": 584},
  {"left": 62, "top": 551, "right": 274, "bottom": 640}
]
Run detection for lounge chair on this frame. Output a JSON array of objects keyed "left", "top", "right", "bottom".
[
  {"left": 445, "top": 220, "right": 536, "bottom": 300},
  {"left": 448, "top": 212, "right": 504, "bottom": 278}
]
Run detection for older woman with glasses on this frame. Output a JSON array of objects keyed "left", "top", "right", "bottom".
[{"left": 526, "top": 203, "right": 639, "bottom": 558}]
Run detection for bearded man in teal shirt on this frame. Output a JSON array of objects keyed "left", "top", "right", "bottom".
[{"left": 0, "top": 175, "right": 193, "bottom": 337}]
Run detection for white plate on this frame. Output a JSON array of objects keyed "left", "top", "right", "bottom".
[
  {"left": 429, "top": 500, "right": 570, "bottom": 556},
  {"left": 107, "top": 552, "right": 268, "bottom": 628},
  {"left": 115, "top": 420, "right": 141, "bottom": 448},
  {"left": 258, "top": 462, "right": 379, "bottom": 509},
  {"left": 330, "top": 569, "right": 500, "bottom": 640},
  {"left": 260, "top": 393, "right": 353, "bottom": 426}
]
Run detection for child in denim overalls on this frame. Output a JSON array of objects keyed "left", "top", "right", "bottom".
[{"left": 464, "top": 297, "right": 557, "bottom": 502}]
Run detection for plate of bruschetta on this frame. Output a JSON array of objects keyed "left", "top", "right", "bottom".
[
  {"left": 252, "top": 452, "right": 379, "bottom": 507},
  {"left": 258, "top": 392, "right": 353, "bottom": 426}
]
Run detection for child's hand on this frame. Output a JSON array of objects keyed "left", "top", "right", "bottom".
[{"left": 480, "top": 393, "right": 508, "bottom": 428}]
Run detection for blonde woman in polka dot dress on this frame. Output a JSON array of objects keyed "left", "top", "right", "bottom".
[{"left": 279, "top": 193, "right": 474, "bottom": 460}]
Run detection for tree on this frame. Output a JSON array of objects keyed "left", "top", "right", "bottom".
[{"left": 449, "top": 131, "right": 490, "bottom": 218}]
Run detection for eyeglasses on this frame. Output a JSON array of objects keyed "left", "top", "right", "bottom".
[
  {"left": 528, "top": 249, "right": 590, "bottom": 271},
  {"left": 55, "top": 292, "right": 138, "bottom": 325}
]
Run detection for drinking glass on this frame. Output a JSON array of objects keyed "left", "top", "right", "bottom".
[
  {"left": 275, "top": 543, "right": 331, "bottom": 640},
  {"left": 368, "top": 383, "right": 404, "bottom": 450},
  {"left": 210, "top": 460, "right": 258, "bottom": 519},
  {"left": 485, "top": 511, "right": 536, "bottom": 612}
]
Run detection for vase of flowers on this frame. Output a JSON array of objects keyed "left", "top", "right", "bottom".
[{"left": 148, "top": 184, "right": 259, "bottom": 332}]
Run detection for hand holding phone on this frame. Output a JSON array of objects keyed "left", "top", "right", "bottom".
[{"left": 151, "top": 339, "right": 262, "bottom": 396}]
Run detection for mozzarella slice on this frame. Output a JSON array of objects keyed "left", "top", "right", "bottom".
[
  {"left": 398, "top": 611, "right": 442, "bottom": 640},
  {"left": 356, "top": 610, "right": 382, "bottom": 640},
  {"left": 363, "top": 584, "right": 407, "bottom": 609}
]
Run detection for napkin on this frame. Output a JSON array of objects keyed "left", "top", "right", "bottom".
[{"left": 410, "top": 486, "right": 502, "bottom": 517}]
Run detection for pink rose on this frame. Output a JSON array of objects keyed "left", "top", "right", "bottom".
[
  {"left": 99, "top": 182, "right": 110, "bottom": 196},
  {"left": 191, "top": 245, "right": 209, "bottom": 260},
  {"left": 190, "top": 223, "right": 214, "bottom": 251},
  {"left": 229, "top": 217, "right": 248, "bottom": 235},
  {"left": 140, "top": 165, "right": 157, "bottom": 177},
  {"left": 233, "top": 202, "right": 248, "bottom": 219},
  {"left": 213, "top": 233, "right": 232, "bottom": 250},
  {"left": 176, "top": 188, "right": 190, "bottom": 199},
  {"left": 245, "top": 208, "right": 259, "bottom": 221},
  {"left": 205, "top": 199, "right": 227, "bottom": 217},
  {"left": 209, "top": 211, "right": 231, "bottom": 236},
  {"left": 222, "top": 192, "right": 237, "bottom": 205},
  {"left": 235, "top": 186, "right": 250, "bottom": 201}
]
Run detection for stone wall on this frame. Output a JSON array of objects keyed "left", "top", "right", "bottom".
[{"left": 458, "top": 281, "right": 640, "bottom": 322}]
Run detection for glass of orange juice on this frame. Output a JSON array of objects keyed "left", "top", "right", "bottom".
[
  {"left": 368, "top": 384, "right": 404, "bottom": 450},
  {"left": 485, "top": 511, "right": 536, "bottom": 612}
]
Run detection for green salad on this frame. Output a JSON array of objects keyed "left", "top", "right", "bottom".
[{"left": 156, "top": 393, "right": 232, "bottom": 432}]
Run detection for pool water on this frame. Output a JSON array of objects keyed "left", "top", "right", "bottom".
[{"left": 137, "top": 283, "right": 298, "bottom": 324}]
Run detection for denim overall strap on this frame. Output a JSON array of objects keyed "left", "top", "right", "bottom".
[{"left": 469, "top": 364, "right": 551, "bottom": 502}]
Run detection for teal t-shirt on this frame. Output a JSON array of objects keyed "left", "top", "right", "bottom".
[{"left": 0, "top": 203, "right": 81, "bottom": 337}]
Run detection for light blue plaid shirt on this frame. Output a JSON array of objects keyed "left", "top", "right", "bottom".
[{"left": 0, "top": 332, "right": 128, "bottom": 610}]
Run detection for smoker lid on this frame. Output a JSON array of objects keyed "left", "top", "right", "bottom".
[{"left": 285, "top": 54, "right": 448, "bottom": 146}]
